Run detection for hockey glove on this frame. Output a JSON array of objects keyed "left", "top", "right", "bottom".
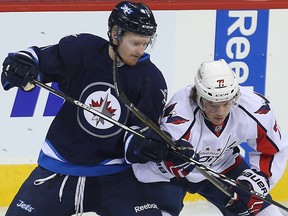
[
  {"left": 125, "top": 127, "right": 170, "bottom": 163},
  {"left": 2, "top": 51, "right": 39, "bottom": 91},
  {"left": 226, "top": 169, "right": 270, "bottom": 215},
  {"left": 161, "top": 139, "right": 198, "bottom": 178}
]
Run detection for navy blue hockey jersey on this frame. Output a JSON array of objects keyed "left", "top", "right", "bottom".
[{"left": 31, "top": 33, "right": 167, "bottom": 176}]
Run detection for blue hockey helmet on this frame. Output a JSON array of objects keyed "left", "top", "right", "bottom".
[{"left": 108, "top": 1, "right": 157, "bottom": 37}]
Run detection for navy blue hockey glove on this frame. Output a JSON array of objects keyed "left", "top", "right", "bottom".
[
  {"left": 162, "top": 139, "right": 199, "bottom": 178},
  {"left": 226, "top": 169, "right": 270, "bottom": 215},
  {"left": 1, "top": 51, "right": 38, "bottom": 91},
  {"left": 125, "top": 127, "right": 170, "bottom": 163}
]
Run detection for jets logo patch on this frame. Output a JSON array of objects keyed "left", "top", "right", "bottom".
[{"left": 77, "top": 82, "right": 128, "bottom": 138}]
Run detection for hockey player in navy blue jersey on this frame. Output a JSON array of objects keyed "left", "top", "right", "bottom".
[
  {"left": 1, "top": 1, "right": 187, "bottom": 216},
  {"left": 132, "top": 59, "right": 288, "bottom": 215}
]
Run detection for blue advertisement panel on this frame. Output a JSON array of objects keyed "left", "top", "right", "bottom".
[
  {"left": 215, "top": 10, "right": 269, "bottom": 93},
  {"left": 214, "top": 10, "right": 270, "bottom": 162},
  {"left": 11, "top": 83, "right": 63, "bottom": 117}
]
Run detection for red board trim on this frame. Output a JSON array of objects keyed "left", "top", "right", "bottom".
[{"left": 0, "top": 0, "right": 288, "bottom": 12}]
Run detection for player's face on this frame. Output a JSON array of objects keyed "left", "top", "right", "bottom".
[
  {"left": 118, "top": 32, "right": 151, "bottom": 66},
  {"left": 202, "top": 99, "right": 233, "bottom": 125}
]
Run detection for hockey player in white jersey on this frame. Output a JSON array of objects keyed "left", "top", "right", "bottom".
[{"left": 131, "top": 59, "right": 288, "bottom": 215}]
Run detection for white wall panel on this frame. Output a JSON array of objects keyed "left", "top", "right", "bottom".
[{"left": 0, "top": 9, "right": 287, "bottom": 164}]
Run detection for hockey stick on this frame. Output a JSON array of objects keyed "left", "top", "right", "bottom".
[
  {"left": 112, "top": 52, "right": 288, "bottom": 212},
  {"left": 34, "top": 80, "right": 288, "bottom": 212},
  {"left": 34, "top": 78, "right": 234, "bottom": 200},
  {"left": 34, "top": 80, "right": 232, "bottom": 197}
]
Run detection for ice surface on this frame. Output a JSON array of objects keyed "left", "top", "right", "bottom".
[{"left": 1, "top": 201, "right": 287, "bottom": 216}]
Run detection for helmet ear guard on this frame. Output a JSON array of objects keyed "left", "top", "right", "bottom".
[
  {"left": 195, "top": 59, "right": 240, "bottom": 107},
  {"left": 107, "top": 26, "right": 124, "bottom": 52}
]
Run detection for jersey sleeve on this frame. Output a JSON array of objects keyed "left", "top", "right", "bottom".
[
  {"left": 32, "top": 34, "right": 104, "bottom": 92},
  {"left": 160, "top": 86, "right": 195, "bottom": 140},
  {"left": 132, "top": 162, "right": 174, "bottom": 183},
  {"left": 128, "top": 87, "right": 196, "bottom": 183},
  {"left": 243, "top": 91, "right": 288, "bottom": 188}
]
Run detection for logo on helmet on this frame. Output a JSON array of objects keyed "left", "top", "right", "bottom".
[
  {"left": 120, "top": 4, "right": 133, "bottom": 15},
  {"left": 140, "top": 8, "right": 151, "bottom": 16},
  {"left": 215, "top": 93, "right": 229, "bottom": 97},
  {"left": 142, "top": 25, "right": 154, "bottom": 29},
  {"left": 217, "top": 79, "right": 225, "bottom": 87}
]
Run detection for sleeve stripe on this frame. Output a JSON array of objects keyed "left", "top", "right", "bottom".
[{"left": 257, "top": 125, "right": 278, "bottom": 177}]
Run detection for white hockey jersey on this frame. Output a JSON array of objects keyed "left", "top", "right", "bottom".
[{"left": 132, "top": 85, "right": 288, "bottom": 188}]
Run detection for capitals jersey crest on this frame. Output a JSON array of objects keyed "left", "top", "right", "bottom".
[
  {"left": 163, "top": 103, "right": 189, "bottom": 125},
  {"left": 254, "top": 92, "right": 271, "bottom": 114}
]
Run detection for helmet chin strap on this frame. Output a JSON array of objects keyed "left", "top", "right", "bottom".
[
  {"left": 200, "top": 108, "right": 212, "bottom": 122},
  {"left": 108, "top": 27, "right": 125, "bottom": 67},
  {"left": 114, "top": 47, "right": 124, "bottom": 67}
]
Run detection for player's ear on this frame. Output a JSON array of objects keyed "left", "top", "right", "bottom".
[
  {"left": 111, "top": 26, "right": 122, "bottom": 45},
  {"left": 112, "top": 34, "right": 118, "bottom": 44}
]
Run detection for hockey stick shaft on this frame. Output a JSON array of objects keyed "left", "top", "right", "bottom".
[
  {"left": 33, "top": 80, "right": 144, "bottom": 139},
  {"left": 35, "top": 80, "right": 231, "bottom": 196},
  {"left": 35, "top": 79, "right": 233, "bottom": 198},
  {"left": 35, "top": 80, "right": 230, "bottom": 196}
]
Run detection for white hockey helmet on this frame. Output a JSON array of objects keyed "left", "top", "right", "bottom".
[{"left": 195, "top": 59, "right": 240, "bottom": 104}]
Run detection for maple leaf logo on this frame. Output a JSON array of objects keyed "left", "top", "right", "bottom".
[{"left": 90, "top": 94, "right": 116, "bottom": 126}]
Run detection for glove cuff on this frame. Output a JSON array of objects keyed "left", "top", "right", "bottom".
[{"left": 158, "top": 161, "right": 176, "bottom": 179}]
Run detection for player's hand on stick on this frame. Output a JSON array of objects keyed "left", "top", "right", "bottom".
[
  {"left": 161, "top": 139, "right": 198, "bottom": 178},
  {"left": 226, "top": 169, "right": 270, "bottom": 215},
  {"left": 1, "top": 51, "right": 39, "bottom": 91},
  {"left": 125, "top": 127, "right": 170, "bottom": 163}
]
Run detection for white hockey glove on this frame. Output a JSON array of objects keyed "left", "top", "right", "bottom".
[{"left": 226, "top": 169, "right": 270, "bottom": 215}]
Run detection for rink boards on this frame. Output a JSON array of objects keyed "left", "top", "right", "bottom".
[{"left": 1, "top": 0, "right": 288, "bottom": 207}]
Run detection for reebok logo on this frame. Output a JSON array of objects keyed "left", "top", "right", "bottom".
[
  {"left": 134, "top": 203, "right": 159, "bottom": 212},
  {"left": 16, "top": 200, "right": 35, "bottom": 212}
]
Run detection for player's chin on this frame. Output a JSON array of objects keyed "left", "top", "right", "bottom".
[
  {"left": 124, "top": 57, "right": 139, "bottom": 66},
  {"left": 211, "top": 118, "right": 225, "bottom": 125}
]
